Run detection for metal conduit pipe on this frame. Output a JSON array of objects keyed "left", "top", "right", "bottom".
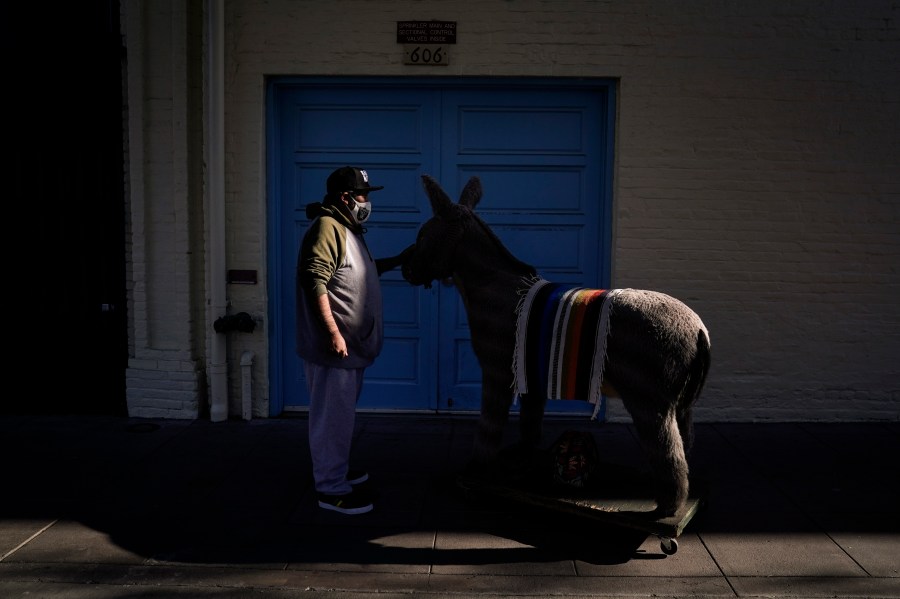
[{"left": 241, "top": 351, "right": 255, "bottom": 420}]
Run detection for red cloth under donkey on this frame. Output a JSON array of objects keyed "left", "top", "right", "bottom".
[{"left": 512, "top": 278, "right": 620, "bottom": 420}]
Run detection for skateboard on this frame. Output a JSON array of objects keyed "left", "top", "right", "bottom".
[{"left": 456, "top": 459, "right": 705, "bottom": 555}]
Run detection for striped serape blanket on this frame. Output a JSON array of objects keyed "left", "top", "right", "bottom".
[{"left": 512, "top": 278, "right": 620, "bottom": 420}]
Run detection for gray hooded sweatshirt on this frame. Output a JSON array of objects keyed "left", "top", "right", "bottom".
[{"left": 296, "top": 200, "right": 383, "bottom": 368}]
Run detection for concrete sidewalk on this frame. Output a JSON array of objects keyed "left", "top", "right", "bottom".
[{"left": 0, "top": 413, "right": 897, "bottom": 598}]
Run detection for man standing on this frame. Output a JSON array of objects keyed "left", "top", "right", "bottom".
[{"left": 296, "top": 166, "right": 408, "bottom": 514}]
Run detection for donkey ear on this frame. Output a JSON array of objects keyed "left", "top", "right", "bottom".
[
  {"left": 458, "top": 176, "right": 482, "bottom": 210},
  {"left": 421, "top": 175, "right": 454, "bottom": 216}
]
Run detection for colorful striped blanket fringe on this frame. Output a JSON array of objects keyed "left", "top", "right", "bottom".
[{"left": 512, "top": 277, "right": 620, "bottom": 420}]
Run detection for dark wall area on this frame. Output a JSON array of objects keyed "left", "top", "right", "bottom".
[{"left": 2, "top": 2, "right": 126, "bottom": 415}]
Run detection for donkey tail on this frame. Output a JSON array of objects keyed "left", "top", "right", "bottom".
[{"left": 677, "top": 327, "right": 711, "bottom": 454}]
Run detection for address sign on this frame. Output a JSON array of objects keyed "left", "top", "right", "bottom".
[{"left": 397, "top": 20, "right": 456, "bottom": 66}]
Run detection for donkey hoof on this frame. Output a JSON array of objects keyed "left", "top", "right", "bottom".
[{"left": 653, "top": 500, "right": 682, "bottom": 518}]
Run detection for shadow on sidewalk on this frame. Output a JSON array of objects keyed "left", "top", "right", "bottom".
[{"left": 1, "top": 415, "right": 897, "bottom": 568}]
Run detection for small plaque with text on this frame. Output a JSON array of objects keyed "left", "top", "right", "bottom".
[{"left": 396, "top": 21, "right": 457, "bottom": 44}]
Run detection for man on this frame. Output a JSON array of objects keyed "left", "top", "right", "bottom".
[{"left": 296, "top": 166, "right": 410, "bottom": 514}]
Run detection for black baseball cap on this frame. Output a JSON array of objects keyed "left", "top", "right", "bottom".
[{"left": 326, "top": 166, "right": 385, "bottom": 195}]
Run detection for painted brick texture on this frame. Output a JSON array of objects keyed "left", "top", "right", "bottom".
[{"left": 125, "top": 0, "right": 898, "bottom": 421}]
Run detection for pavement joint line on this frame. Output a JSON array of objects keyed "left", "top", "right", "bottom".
[{"left": 0, "top": 519, "right": 57, "bottom": 562}]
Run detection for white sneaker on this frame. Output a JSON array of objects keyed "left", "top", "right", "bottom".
[{"left": 347, "top": 469, "right": 369, "bottom": 485}]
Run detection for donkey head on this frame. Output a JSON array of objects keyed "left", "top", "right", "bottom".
[{"left": 402, "top": 175, "right": 482, "bottom": 288}]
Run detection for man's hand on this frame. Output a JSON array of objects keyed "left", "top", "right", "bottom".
[
  {"left": 330, "top": 330, "right": 348, "bottom": 358},
  {"left": 316, "top": 293, "right": 347, "bottom": 358},
  {"left": 376, "top": 243, "right": 416, "bottom": 275}
]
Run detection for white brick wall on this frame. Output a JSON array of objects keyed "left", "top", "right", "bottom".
[
  {"left": 124, "top": 1, "right": 204, "bottom": 419},
  {"left": 124, "top": 0, "right": 899, "bottom": 421}
]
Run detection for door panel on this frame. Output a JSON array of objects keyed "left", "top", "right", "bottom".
[
  {"left": 270, "top": 83, "right": 440, "bottom": 412},
  {"left": 268, "top": 78, "right": 614, "bottom": 415},
  {"left": 436, "top": 87, "right": 607, "bottom": 412}
]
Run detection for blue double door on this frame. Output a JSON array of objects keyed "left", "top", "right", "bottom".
[{"left": 268, "top": 77, "right": 615, "bottom": 415}]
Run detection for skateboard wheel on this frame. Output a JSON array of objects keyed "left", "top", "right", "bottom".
[{"left": 660, "top": 537, "right": 678, "bottom": 555}]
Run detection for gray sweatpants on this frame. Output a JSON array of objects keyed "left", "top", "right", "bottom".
[{"left": 304, "top": 362, "right": 365, "bottom": 495}]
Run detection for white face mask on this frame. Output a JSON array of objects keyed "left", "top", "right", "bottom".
[{"left": 349, "top": 199, "right": 372, "bottom": 223}]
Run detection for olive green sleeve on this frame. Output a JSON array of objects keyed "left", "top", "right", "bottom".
[{"left": 298, "top": 217, "right": 346, "bottom": 298}]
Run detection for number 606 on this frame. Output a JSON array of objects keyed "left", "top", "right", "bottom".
[{"left": 408, "top": 46, "right": 445, "bottom": 64}]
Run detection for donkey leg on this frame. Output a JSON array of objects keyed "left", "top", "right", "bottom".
[
  {"left": 470, "top": 369, "right": 514, "bottom": 473},
  {"left": 672, "top": 373, "right": 699, "bottom": 457},
  {"left": 676, "top": 401, "right": 696, "bottom": 455},
  {"left": 623, "top": 397, "right": 689, "bottom": 516},
  {"left": 518, "top": 392, "right": 546, "bottom": 450},
  {"left": 508, "top": 392, "right": 548, "bottom": 475}
]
